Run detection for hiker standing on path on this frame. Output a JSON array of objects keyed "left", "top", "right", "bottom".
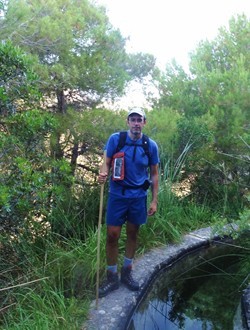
[{"left": 98, "top": 107, "right": 160, "bottom": 297}]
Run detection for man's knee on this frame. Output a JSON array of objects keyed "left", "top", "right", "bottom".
[
  {"left": 106, "top": 226, "right": 121, "bottom": 244},
  {"left": 126, "top": 223, "right": 139, "bottom": 241}
]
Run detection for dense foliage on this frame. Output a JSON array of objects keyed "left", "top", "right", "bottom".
[
  {"left": 0, "top": 41, "right": 40, "bottom": 115},
  {"left": 0, "top": 2, "right": 249, "bottom": 328},
  {"left": 152, "top": 14, "right": 250, "bottom": 217}
]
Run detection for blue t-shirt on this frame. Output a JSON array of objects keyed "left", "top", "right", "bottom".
[{"left": 105, "top": 131, "right": 160, "bottom": 198}]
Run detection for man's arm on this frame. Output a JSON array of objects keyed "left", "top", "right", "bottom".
[
  {"left": 148, "top": 164, "right": 159, "bottom": 216},
  {"left": 98, "top": 151, "right": 111, "bottom": 184}
]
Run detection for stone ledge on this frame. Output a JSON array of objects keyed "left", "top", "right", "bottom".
[{"left": 83, "top": 227, "right": 249, "bottom": 330}]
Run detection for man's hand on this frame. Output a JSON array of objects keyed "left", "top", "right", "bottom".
[
  {"left": 98, "top": 172, "right": 108, "bottom": 184},
  {"left": 148, "top": 201, "right": 157, "bottom": 216}
]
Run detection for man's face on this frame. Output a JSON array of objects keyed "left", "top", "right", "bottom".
[{"left": 127, "top": 115, "right": 146, "bottom": 136}]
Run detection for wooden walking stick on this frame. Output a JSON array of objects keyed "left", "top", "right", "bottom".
[{"left": 96, "top": 151, "right": 107, "bottom": 309}]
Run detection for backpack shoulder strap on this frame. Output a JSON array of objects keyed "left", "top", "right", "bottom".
[
  {"left": 115, "top": 131, "right": 127, "bottom": 153},
  {"left": 116, "top": 131, "right": 151, "bottom": 159},
  {"left": 142, "top": 134, "right": 150, "bottom": 159}
]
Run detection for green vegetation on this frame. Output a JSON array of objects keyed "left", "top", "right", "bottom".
[{"left": 0, "top": 1, "right": 249, "bottom": 329}]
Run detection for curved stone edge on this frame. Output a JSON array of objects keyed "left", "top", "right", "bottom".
[{"left": 83, "top": 227, "right": 248, "bottom": 330}]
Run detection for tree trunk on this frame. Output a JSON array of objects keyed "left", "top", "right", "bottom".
[
  {"left": 52, "top": 134, "right": 64, "bottom": 159},
  {"left": 71, "top": 142, "right": 79, "bottom": 176},
  {"left": 53, "top": 89, "right": 65, "bottom": 160},
  {"left": 56, "top": 90, "right": 66, "bottom": 113}
]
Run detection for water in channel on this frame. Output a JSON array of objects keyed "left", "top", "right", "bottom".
[{"left": 127, "top": 235, "right": 250, "bottom": 330}]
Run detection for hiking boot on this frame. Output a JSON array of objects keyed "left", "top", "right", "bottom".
[
  {"left": 98, "top": 271, "right": 119, "bottom": 298},
  {"left": 121, "top": 266, "right": 139, "bottom": 291}
]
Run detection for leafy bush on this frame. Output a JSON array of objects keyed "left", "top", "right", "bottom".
[
  {"left": 0, "top": 110, "right": 73, "bottom": 236},
  {"left": 0, "top": 41, "right": 40, "bottom": 115}
]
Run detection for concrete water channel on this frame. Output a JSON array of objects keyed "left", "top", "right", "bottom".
[{"left": 84, "top": 227, "right": 249, "bottom": 330}]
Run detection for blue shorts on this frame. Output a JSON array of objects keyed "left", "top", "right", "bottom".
[{"left": 106, "top": 193, "right": 147, "bottom": 226}]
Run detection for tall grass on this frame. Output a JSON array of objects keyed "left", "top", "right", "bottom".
[
  {"left": 138, "top": 141, "right": 217, "bottom": 252},
  {"left": 0, "top": 234, "right": 92, "bottom": 330},
  {"left": 2, "top": 285, "right": 88, "bottom": 330},
  {"left": 138, "top": 173, "right": 217, "bottom": 254}
]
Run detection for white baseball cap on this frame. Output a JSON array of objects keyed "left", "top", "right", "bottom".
[{"left": 127, "top": 107, "right": 146, "bottom": 118}]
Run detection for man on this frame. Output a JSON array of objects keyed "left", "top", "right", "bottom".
[{"left": 98, "top": 107, "right": 159, "bottom": 297}]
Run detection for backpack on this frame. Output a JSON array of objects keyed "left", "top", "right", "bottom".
[
  {"left": 115, "top": 131, "right": 151, "bottom": 161},
  {"left": 113, "top": 131, "right": 152, "bottom": 193}
]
